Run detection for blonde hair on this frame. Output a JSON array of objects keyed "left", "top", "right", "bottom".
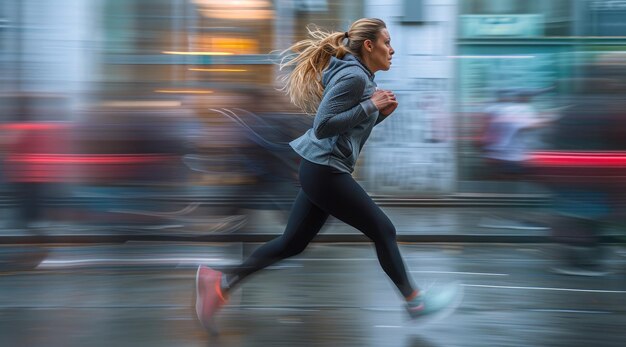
[{"left": 279, "top": 18, "right": 387, "bottom": 114}]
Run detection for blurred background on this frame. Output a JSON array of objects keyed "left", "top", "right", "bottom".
[
  {"left": 1, "top": 1, "right": 626, "bottom": 346},
  {"left": 1, "top": 0, "right": 625, "bottom": 233}
]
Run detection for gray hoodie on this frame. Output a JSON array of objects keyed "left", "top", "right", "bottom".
[{"left": 289, "top": 53, "right": 388, "bottom": 173}]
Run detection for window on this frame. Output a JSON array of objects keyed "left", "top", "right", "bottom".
[{"left": 460, "top": 0, "right": 574, "bottom": 36}]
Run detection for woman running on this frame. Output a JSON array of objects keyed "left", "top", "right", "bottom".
[{"left": 195, "top": 17, "right": 460, "bottom": 330}]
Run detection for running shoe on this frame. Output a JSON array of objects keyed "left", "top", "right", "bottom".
[
  {"left": 406, "top": 281, "right": 463, "bottom": 322},
  {"left": 195, "top": 265, "right": 228, "bottom": 331}
]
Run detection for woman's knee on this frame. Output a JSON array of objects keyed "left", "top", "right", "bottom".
[
  {"left": 277, "top": 236, "right": 308, "bottom": 258},
  {"left": 370, "top": 222, "right": 397, "bottom": 244},
  {"left": 384, "top": 224, "right": 398, "bottom": 242}
]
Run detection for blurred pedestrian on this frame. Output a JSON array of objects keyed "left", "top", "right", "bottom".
[
  {"left": 540, "top": 61, "right": 626, "bottom": 276},
  {"left": 478, "top": 87, "right": 554, "bottom": 230},
  {"left": 195, "top": 18, "right": 461, "bottom": 331}
]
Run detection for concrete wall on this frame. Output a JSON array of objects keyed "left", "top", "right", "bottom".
[{"left": 363, "top": 0, "right": 458, "bottom": 196}]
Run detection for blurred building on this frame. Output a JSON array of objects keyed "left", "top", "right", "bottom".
[
  {"left": 456, "top": 0, "right": 626, "bottom": 194},
  {"left": 1, "top": 0, "right": 625, "bottom": 198},
  {"left": 363, "top": 0, "right": 458, "bottom": 196}
]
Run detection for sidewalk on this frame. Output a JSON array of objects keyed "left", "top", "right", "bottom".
[
  {"left": 3, "top": 205, "right": 619, "bottom": 244},
  {"left": 1, "top": 185, "right": 623, "bottom": 244},
  {"left": 1, "top": 242, "right": 625, "bottom": 346}
]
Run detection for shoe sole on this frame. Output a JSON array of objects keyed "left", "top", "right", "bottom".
[{"left": 195, "top": 265, "right": 203, "bottom": 321}]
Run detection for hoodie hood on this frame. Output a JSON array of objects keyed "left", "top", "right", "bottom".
[{"left": 322, "top": 53, "right": 374, "bottom": 87}]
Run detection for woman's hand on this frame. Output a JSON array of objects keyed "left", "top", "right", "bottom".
[
  {"left": 379, "top": 100, "right": 398, "bottom": 116},
  {"left": 371, "top": 89, "right": 398, "bottom": 116}
]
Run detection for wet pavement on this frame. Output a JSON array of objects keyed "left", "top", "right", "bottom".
[
  {"left": 0, "top": 205, "right": 583, "bottom": 242},
  {"left": 1, "top": 242, "right": 625, "bottom": 346}
]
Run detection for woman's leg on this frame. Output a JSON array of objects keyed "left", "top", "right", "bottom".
[
  {"left": 224, "top": 189, "right": 329, "bottom": 291},
  {"left": 298, "top": 160, "right": 415, "bottom": 298}
]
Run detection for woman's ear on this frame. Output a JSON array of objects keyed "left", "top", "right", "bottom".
[{"left": 364, "top": 39, "right": 373, "bottom": 53}]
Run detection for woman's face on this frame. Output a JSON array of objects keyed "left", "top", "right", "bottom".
[{"left": 365, "top": 28, "right": 394, "bottom": 73}]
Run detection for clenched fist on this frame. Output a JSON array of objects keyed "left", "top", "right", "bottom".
[{"left": 371, "top": 89, "right": 398, "bottom": 117}]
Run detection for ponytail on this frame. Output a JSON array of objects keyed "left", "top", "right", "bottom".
[
  {"left": 278, "top": 18, "right": 387, "bottom": 114},
  {"left": 278, "top": 26, "right": 350, "bottom": 114}
]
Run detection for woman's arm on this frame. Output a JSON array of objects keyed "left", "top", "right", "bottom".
[{"left": 313, "top": 74, "right": 377, "bottom": 139}]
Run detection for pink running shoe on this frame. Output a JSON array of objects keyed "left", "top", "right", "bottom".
[{"left": 195, "top": 265, "right": 228, "bottom": 331}]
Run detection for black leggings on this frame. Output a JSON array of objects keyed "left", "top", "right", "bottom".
[{"left": 226, "top": 159, "right": 414, "bottom": 297}]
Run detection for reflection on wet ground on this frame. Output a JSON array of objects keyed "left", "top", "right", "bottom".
[{"left": 0, "top": 243, "right": 625, "bottom": 347}]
